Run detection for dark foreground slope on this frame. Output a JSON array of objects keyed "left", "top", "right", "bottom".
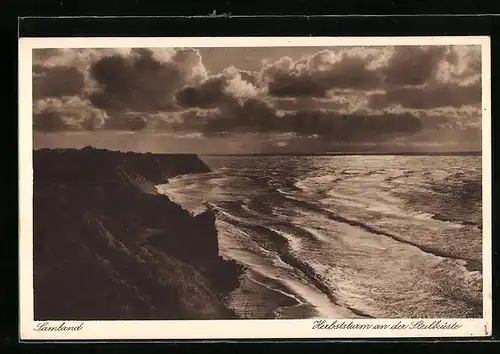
[{"left": 33, "top": 147, "right": 243, "bottom": 320}]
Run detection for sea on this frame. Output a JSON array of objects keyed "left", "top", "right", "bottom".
[{"left": 156, "top": 155, "right": 483, "bottom": 319}]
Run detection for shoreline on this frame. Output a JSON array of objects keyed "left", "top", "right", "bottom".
[
  {"left": 156, "top": 185, "right": 301, "bottom": 320},
  {"left": 224, "top": 270, "right": 319, "bottom": 320}
]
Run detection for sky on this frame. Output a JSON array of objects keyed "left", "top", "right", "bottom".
[{"left": 32, "top": 45, "right": 482, "bottom": 153}]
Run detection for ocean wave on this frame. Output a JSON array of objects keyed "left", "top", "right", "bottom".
[
  {"left": 157, "top": 155, "right": 482, "bottom": 318},
  {"left": 215, "top": 216, "right": 361, "bottom": 318}
]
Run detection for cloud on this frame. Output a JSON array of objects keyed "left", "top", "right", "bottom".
[
  {"left": 89, "top": 48, "right": 206, "bottom": 112},
  {"left": 32, "top": 47, "right": 209, "bottom": 132},
  {"left": 176, "top": 66, "right": 260, "bottom": 108},
  {"left": 173, "top": 58, "right": 425, "bottom": 141},
  {"left": 378, "top": 103, "right": 482, "bottom": 147},
  {"left": 206, "top": 98, "right": 278, "bottom": 134},
  {"left": 224, "top": 66, "right": 260, "bottom": 98},
  {"left": 369, "top": 82, "right": 481, "bottom": 109},
  {"left": 32, "top": 45, "right": 482, "bottom": 150},
  {"left": 33, "top": 111, "right": 71, "bottom": 132},
  {"left": 279, "top": 109, "right": 423, "bottom": 141},
  {"left": 33, "top": 48, "right": 136, "bottom": 97},
  {"left": 260, "top": 49, "right": 384, "bottom": 97},
  {"left": 381, "top": 46, "right": 447, "bottom": 86},
  {"left": 33, "top": 65, "right": 85, "bottom": 99},
  {"left": 33, "top": 96, "right": 109, "bottom": 131},
  {"left": 33, "top": 48, "right": 134, "bottom": 69},
  {"left": 176, "top": 75, "right": 229, "bottom": 109},
  {"left": 414, "top": 105, "right": 482, "bottom": 130},
  {"left": 436, "top": 46, "right": 481, "bottom": 85},
  {"left": 177, "top": 99, "right": 423, "bottom": 142},
  {"left": 358, "top": 46, "right": 482, "bottom": 112},
  {"left": 171, "top": 46, "right": 480, "bottom": 142},
  {"left": 102, "top": 112, "right": 148, "bottom": 131},
  {"left": 259, "top": 46, "right": 481, "bottom": 109},
  {"left": 272, "top": 97, "right": 351, "bottom": 111}
]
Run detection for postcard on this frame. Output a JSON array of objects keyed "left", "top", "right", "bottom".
[{"left": 18, "top": 36, "right": 492, "bottom": 340}]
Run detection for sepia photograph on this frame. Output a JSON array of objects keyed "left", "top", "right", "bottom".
[{"left": 18, "top": 37, "right": 491, "bottom": 340}]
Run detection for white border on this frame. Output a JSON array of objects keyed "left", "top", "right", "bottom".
[{"left": 19, "top": 36, "right": 492, "bottom": 340}]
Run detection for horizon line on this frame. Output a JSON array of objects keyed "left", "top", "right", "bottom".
[
  {"left": 33, "top": 147, "right": 482, "bottom": 156},
  {"left": 201, "top": 151, "right": 482, "bottom": 156}
]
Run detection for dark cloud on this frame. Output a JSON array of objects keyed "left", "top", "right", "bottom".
[
  {"left": 176, "top": 66, "right": 260, "bottom": 109},
  {"left": 416, "top": 113, "right": 450, "bottom": 129},
  {"left": 176, "top": 76, "right": 228, "bottom": 108},
  {"left": 260, "top": 46, "right": 480, "bottom": 109},
  {"left": 443, "top": 46, "right": 481, "bottom": 82},
  {"left": 33, "top": 49, "right": 63, "bottom": 62},
  {"left": 102, "top": 113, "right": 148, "bottom": 131},
  {"left": 366, "top": 46, "right": 482, "bottom": 110},
  {"left": 279, "top": 110, "right": 422, "bottom": 141},
  {"left": 239, "top": 69, "right": 260, "bottom": 86},
  {"left": 89, "top": 51, "right": 174, "bottom": 111},
  {"left": 168, "top": 99, "right": 276, "bottom": 135},
  {"left": 261, "top": 51, "right": 382, "bottom": 98},
  {"left": 89, "top": 48, "right": 205, "bottom": 112},
  {"left": 382, "top": 46, "right": 447, "bottom": 86},
  {"left": 33, "top": 97, "right": 108, "bottom": 131},
  {"left": 272, "top": 97, "right": 350, "bottom": 111},
  {"left": 266, "top": 75, "right": 328, "bottom": 98},
  {"left": 33, "top": 65, "right": 85, "bottom": 99},
  {"left": 370, "top": 82, "right": 481, "bottom": 109},
  {"left": 33, "top": 111, "right": 71, "bottom": 132},
  {"left": 179, "top": 98, "right": 423, "bottom": 142},
  {"left": 203, "top": 98, "right": 278, "bottom": 134}
]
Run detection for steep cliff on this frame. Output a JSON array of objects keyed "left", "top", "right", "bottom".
[{"left": 33, "top": 147, "right": 243, "bottom": 320}]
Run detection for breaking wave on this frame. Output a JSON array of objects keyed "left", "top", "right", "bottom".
[{"left": 157, "top": 155, "right": 483, "bottom": 319}]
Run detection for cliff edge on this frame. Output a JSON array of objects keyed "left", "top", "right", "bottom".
[{"left": 33, "top": 147, "right": 243, "bottom": 320}]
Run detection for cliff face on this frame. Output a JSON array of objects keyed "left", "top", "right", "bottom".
[{"left": 33, "top": 147, "right": 243, "bottom": 320}]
